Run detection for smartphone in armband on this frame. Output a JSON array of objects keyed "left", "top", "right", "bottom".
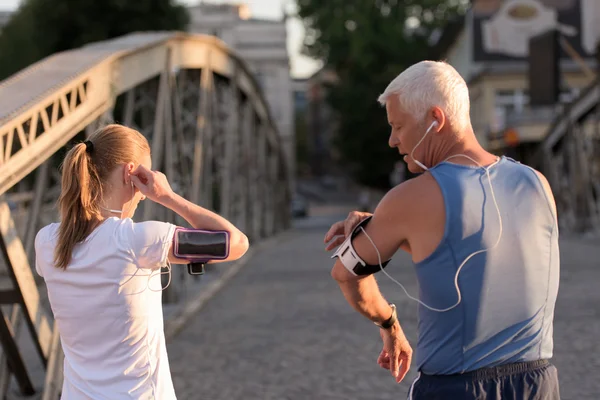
[{"left": 173, "top": 228, "right": 230, "bottom": 263}]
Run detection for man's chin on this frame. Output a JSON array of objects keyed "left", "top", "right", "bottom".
[{"left": 406, "top": 161, "right": 424, "bottom": 174}]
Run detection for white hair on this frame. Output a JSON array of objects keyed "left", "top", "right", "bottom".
[{"left": 377, "top": 61, "right": 471, "bottom": 131}]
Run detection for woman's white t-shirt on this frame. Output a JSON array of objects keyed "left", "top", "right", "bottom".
[{"left": 35, "top": 217, "right": 177, "bottom": 400}]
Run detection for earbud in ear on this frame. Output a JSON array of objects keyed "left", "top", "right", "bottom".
[{"left": 427, "top": 120, "right": 438, "bottom": 133}]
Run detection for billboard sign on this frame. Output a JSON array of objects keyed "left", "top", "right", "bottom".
[{"left": 472, "top": 0, "right": 599, "bottom": 61}]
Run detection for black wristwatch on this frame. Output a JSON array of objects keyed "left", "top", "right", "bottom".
[{"left": 375, "top": 304, "right": 397, "bottom": 330}]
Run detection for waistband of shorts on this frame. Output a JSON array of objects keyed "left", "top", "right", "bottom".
[{"left": 422, "top": 359, "right": 551, "bottom": 382}]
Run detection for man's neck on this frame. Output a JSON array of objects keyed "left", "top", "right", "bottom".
[{"left": 429, "top": 135, "right": 497, "bottom": 168}]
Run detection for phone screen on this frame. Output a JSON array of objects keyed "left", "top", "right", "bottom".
[{"left": 177, "top": 230, "right": 228, "bottom": 258}]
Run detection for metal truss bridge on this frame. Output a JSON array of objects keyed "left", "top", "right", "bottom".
[{"left": 0, "top": 32, "right": 290, "bottom": 398}]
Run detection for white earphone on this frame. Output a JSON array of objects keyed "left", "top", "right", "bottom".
[
  {"left": 101, "top": 179, "right": 134, "bottom": 216},
  {"left": 359, "top": 117, "right": 503, "bottom": 312},
  {"left": 410, "top": 120, "right": 439, "bottom": 171}
]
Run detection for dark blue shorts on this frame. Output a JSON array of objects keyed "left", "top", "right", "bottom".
[{"left": 408, "top": 359, "right": 560, "bottom": 400}]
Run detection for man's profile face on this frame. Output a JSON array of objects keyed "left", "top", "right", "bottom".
[{"left": 385, "top": 96, "right": 426, "bottom": 174}]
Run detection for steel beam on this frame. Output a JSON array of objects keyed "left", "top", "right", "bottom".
[
  {"left": 143, "top": 51, "right": 171, "bottom": 221},
  {"left": 0, "top": 203, "right": 53, "bottom": 364},
  {"left": 0, "top": 307, "right": 34, "bottom": 395},
  {"left": 220, "top": 70, "right": 239, "bottom": 220},
  {"left": 192, "top": 63, "right": 213, "bottom": 206},
  {"left": 0, "top": 71, "right": 112, "bottom": 196}
]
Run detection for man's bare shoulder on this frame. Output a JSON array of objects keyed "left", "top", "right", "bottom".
[
  {"left": 530, "top": 168, "right": 552, "bottom": 192},
  {"left": 527, "top": 167, "right": 557, "bottom": 217},
  {"left": 375, "top": 173, "right": 441, "bottom": 218}
]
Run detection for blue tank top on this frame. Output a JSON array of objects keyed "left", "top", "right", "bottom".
[{"left": 415, "top": 156, "right": 559, "bottom": 375}]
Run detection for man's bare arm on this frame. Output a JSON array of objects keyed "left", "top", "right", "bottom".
[
  {"left": 330, "top": 183, "right": 411, "bottom": 322},
  {"left": 332, "top": 267, "right": 396, "bottom": 324},
  {"left": 329, "top": 183, "right": 415, "bottom": 382}
]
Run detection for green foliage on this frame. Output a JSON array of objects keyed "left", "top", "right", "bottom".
[
  {"left": 0, "top": 0, "right": 189, "bottom": 80},
  {"left": 297, "top": 0, "right": 468, "bottom": 188}
]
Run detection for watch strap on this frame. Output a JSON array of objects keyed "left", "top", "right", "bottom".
[{"left": 376, "top": 304, "right": 397, "bottom": 329}]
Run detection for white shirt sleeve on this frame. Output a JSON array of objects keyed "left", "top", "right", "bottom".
[
  {"left": 34, "top": 228, "right": 46, "bottom": 277},
  {"left": 121, "top": 220, "right": 177, "bottom": 270},
  {"left": 34, "top": 224, "right": 57, "bottom": 277}
]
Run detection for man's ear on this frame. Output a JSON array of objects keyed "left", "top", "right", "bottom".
[{"left": 431, "top": 107, "right": 446, "bottom": 132}]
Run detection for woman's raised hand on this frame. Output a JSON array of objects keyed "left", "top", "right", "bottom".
[{"left": 130, "top": 165, "right": 175, "bottom": 204}]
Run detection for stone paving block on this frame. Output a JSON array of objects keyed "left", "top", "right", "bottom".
[{"left": 167, "top": 215, "right": 600, "bottom": 400}]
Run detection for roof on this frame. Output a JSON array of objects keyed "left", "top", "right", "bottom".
[
  {"left": 240, "top": 17, "right": 283, "bottom": 25},
  {"left": 188, "top": 3, "right": 242, "bottom": 12}
]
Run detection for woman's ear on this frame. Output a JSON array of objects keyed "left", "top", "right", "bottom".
[{"left": 123, "top": 162, "right": 135, "bottom": 184}]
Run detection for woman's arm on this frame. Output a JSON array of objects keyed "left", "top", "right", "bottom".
[
  {"left": 160, "top": 193, "right": 249, "bottom": 263},
  {"left": 131, "top": 165, "right": 249, "bottom": 264}
]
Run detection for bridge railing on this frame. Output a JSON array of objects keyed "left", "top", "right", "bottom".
[{"left": 539, "top": 78, "right": 600, "bottom": 233}]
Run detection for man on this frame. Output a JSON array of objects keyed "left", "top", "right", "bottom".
[{"left": 324, "top": 61, "right": 560, "bottom": 399}]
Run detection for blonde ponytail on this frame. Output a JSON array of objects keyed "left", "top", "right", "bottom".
[
  {"left": 54, "top": 124, "right": 150, "bottom": 269},
  {"left": 54, "top": 143, "right": 103, "bottom": 269}
]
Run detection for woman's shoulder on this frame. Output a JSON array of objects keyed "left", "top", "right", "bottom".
[
  {"left": 35, "top": 218, "right": 122, "bottom": 247},
  {"left": 111, "top": 218, "right": 176, "bottom": 248},
  {"left": 34, "top": 224, "right": 61, "bottom": 270},
  {"left": 111, "top": 218, "right": 173, "bottom": 233},
  {"left": 35, "top": 222, "right": 60, "bottom": 246},
  {"left": 116, "top": 219, "right": 176, "bottom": 269}
]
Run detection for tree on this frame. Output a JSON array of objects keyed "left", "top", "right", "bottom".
[
  {"left": 0, "top": 0, "right": 190, "bottom": 80},
  {"left": 297, "top": 0, "right": 468, "bottom": 188},
  {"left": 0, "top": 0, "right": 190, "bottom": 191}
]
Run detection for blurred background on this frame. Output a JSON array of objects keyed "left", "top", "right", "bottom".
[{"left": 0, "top": 0, "right": 598, "bottom": 399}]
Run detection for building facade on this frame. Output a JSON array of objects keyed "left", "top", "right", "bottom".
[{"left": 435, "top": 0, "right": 599, "bottom": 164}]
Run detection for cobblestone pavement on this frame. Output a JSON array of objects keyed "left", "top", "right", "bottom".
[
  {"left": 167, "top": 211, "right": 600, "bottom": 400},
  {"left": 550, "top": 237, "right": 600, "bottom": 400}
]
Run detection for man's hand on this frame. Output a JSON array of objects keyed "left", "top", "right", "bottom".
[
  {"left": 324, "top": 211, "right": 372, "bottom": 251},
  {"left": 377, "top": 324, "right": 413, "bottom": 383}
]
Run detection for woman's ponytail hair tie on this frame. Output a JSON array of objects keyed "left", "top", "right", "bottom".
[{"left": 84, "top": 140, "right": 94, "bottom": 154}]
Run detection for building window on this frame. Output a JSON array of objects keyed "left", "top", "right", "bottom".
[{"left": 495, "top": 89, "right": 526, "bottom": 115}]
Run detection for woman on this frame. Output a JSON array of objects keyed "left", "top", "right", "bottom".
[{"left": 34, "top": 124, "right": 249, "bottom": 399}]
